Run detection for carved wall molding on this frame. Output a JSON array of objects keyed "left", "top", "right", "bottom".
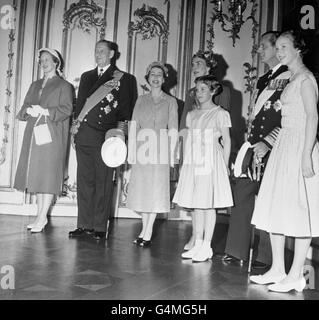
[
  {"left": 63, "top": 0, "right": 106, "bottom": 38},
  {"left": 123, "top": 4, "right": 171, "bottom": 207},
  {"left": 58, "top": 0, "right": 108, "bottom": 202},
  {"left": 128, "top": 4, "right": 169, "bottom": 43},
  {"left": 0, "top": 2, "right": 17, "bottom": 166},
  {"left": 127, "top": 3, "right": 170, "bottom": 82}
]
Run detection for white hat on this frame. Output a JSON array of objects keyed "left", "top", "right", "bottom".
[
  {"left": 101, "top": 136, "right": 127, "bottom": 168},
  {"left": 234, "top": 141, "right": 253, "bottom": 178},
  {"left": 38, "top": 48, "right": 64, "bottom": 77}
]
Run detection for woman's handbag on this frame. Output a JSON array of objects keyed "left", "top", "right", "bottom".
[{"left": 33, "top": 114, "right": 52, "bottom": 145}]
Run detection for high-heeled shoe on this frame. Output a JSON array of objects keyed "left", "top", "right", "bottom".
[
  {"left": 139, "top": 239, "right": 151, "bottom": 247},
  {"left": 249, "top": 273, "right": 287, "bottom": 285},
  {"left": 192, "top": 246, "right": 213, "bottom": 263},
  {"left": 268, "top": 277, "right": 306, "bottom": 293},
  {"left": 30, "top": 219, "right": 48, "bottom": 233},
  {"left": 27, "top": 222, "right": 38, "bottom": 230}
]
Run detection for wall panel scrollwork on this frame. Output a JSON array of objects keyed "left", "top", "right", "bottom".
[
  {"left": 63, "top": 0, "right": 106, "bottom": 38},
  {"left": 56, "top": 0, "right": 107, "bottom": 204},
  {"left": 0, "top": 3, "right": 17, "bottom": 167},
  {"left": 127, "top": 4, "right": 169, "bottom": 76},
  {"left": 120, "top": 3, "right": 170, "bottom": 209},
  {"left": 128, "top": 4, "right": 169, "bottom": 43}
]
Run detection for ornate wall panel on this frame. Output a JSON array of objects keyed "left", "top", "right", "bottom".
[
  {"left": 0, "top": 0, "right": 22, "bottom": 207},
  {"left": 56, "top": 0, "right": 108, "bottom": 207},
  {"left": 127, "top": 2, "right": 170, "bottom": 95},
  {"left": 0, "top": 0, "right": 17, "bottom": 190}
]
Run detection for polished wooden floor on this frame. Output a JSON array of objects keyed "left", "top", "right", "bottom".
[{"left": 0, "top": 214, "right": 318, "bottom": 300}]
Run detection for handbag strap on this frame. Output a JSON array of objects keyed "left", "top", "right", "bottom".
[{"left": 34, "top": 114, "right": 47, "bottom": 127}]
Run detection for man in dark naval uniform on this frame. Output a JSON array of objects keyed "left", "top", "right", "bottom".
[
  {"left": 69, "top": 40, "right": 137, "bottom": 240},
  {"left": 222, "top": 31, "right": 291, "bottom": 267}
]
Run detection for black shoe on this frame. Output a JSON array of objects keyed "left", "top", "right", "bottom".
[
  {"left": 93, "top": 231, "right": 106, "bottom": 240},
  {"left": 69, "top": 228, "right": 84, "bottom": 237},
  {"left": 252, "top": 261, "right": 268, "bottom": 269},
  {"left": 222, "top": 254, "right": 244, "bottom": 265},
  {"left": 69, "top": 228, "right": 94, "bottom": 237},
  {"left": 139, "top": 240, "right": 151, "bottom": 247},
  {"left": 133, "top": 237, "right": 143, "bottom": 245},
  {"left": 222, "top": 254, "right": 235, "bottom": 262}
]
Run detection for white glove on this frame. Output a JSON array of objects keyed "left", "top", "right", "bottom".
[
  {"left": 31, "top": 105, "right": 49, "bottom": 116},
  {"left": 26, "top": 107, "right": 39, "bottom": 117}
]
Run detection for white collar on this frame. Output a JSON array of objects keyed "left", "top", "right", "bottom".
[
  {"left": 270, "top": 63, "right": 282, "bottom": 74},
  {"left": 97, "top": 64, "right": 110, "bottom": 75}
]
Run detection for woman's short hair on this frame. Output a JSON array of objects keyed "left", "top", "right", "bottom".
[
  {"left": 279, "top": 30, "right": 309, "bottom": 57},
  {"left": 195, "top": 74, "right": 223, "bottom": 98},
  {"left": 192, "top": 50, "right": 217, "bottom": 74},
  {"left": 144, "top": 61, "right": 168, "bottom": 84}
]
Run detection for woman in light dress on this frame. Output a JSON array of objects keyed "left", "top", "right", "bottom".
[
  {"left": 250, "top": 30, "right": 319, "bottom": 292},
  {"left": 173, "top": 75, "right": 233, "bottom": 262},
  {"left": 126, "top": 61, "right": 178, "bottom": 247}
]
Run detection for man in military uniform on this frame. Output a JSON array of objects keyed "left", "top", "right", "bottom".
[
  {"left": 222, "top": 31, "right": 291, "bottom": 267},
  {"left": 69, "top": 40, "right": 137, "bottom": 240}
]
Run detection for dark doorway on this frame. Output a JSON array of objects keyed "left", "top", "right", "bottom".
[{"left": 279, "top": 0, "right": 319, "bottom": 82}]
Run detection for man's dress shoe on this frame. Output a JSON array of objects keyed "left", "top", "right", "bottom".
[
  {"left": 222, "top": 254, "right": 235, "bottom": 262},
  {"left": 93, "top": 231, "right": 106, "bottom": 240},
  {"left": 222, "top": 254, "right": 244, "bottom": 265},
  {"left": 69, "top": 228, "right": 94, "bottom": 237}
]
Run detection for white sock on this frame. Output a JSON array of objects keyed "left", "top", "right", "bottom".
[
  {"left": 201, "top": 240, "right": 211, "bottom": 249},
  {"left": 194, "top": 239, "right": 203, "bottom": 247}
]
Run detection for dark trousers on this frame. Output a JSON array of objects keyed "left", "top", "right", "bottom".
[
  {"left": 76, "top": 144, "right": 114, "bottom": 232},
  {"left": 225, "top": 178, "right": 272, "bottom": 264}
]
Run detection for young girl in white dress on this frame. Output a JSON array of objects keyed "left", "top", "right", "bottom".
[{"left": 173, "top": 75, "right": 233, "bottom": 262}]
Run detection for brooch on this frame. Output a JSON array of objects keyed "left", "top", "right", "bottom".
[
  {"left": 263, "top": 99, "right": 283, "bottom": 112},
  {"left": 106, "top": 93, "right": 114, "bottom": 102},
  {"left": 273, "top": 100, "right": 283, "bottom": 112},
  {"left": 263, "top": 101, "right": 271, "bottom": 110},
  {"left": 104, "top": 106, "right": 111, "bottom": 115}
]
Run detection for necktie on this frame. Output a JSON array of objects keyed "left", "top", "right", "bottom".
[
  {"left": 99, "top": 69, "right": 104, "bottom": 77},
  {"left": 256, "top": 69, "right": 273, "bottom": 97}
]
